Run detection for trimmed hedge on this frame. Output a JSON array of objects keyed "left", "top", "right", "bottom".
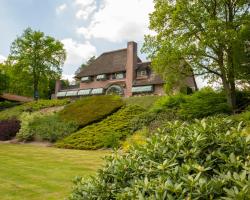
[
  {"left": 0, "top": 99, "right": 69, "bottom": 120},
  {"left": 58, "top": 95, "right": 124, "bottom": 127},
  {"left": 0, "top": 119, "right": 21, "bottom": 140},
  {"left": 69, "top": 116, "right": 250, "bottom": 199},
  {"left": 56, "top": 105, "right": 145, "bottom": 150}
]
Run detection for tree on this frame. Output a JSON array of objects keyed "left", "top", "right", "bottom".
[
  {"left": 9, "top": 28, "right": 66, "bottom": 99},
  {"left": 0, "top": 63, "right": 9, "bottom": 94},
  {"left": 75, "top": 56, "right": 96, "bottom": 75},
  {"left": 143, "top": 0, "right": 250, "bottom": 111}
]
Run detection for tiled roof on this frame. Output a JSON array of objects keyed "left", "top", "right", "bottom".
[{"left": 76, "top": 48, "right": 142, "bottom": 78}]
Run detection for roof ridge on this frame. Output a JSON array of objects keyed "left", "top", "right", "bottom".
[{"left": 101, "top": 48, "right": 127, "bottom": 55}]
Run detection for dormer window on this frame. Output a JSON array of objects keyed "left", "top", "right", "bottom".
[
  {"left": 81, "top": 76, "right": 91, "bottom": 82},
  {"left": 112, "top": 72, "right": 125, "bottom": 79},
  {"left": 96, "top": 74, "right": 107, "bottom": 81},
  {"left": 137, "top": 70, "right": 147, "bottom": 77}
]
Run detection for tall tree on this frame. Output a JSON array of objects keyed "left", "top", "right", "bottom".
[
  {"left": 143, "top": 0, "right": 250, "bottom": 111},
  {"left": 9, "top": 28, "right": 66, "bottom": 99},
  {"left": 0, "top": 63, "right": 9, "bottom": 94}
]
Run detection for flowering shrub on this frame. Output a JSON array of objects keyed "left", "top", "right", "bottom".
[{"left": 69, "top": 116, "right": 250, "bottom": 199}]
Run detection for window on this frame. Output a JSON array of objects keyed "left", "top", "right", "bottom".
[
  {"left": 112, "top": 73, "right": 125, "bottom": 79},
  {"left": 56, "top": 91, "right": 67, "bottom": 97},
  {"left": 132, "top": 85, "right": 153, "bottom": 93},
  {"left": 81, "top": 76, "right": 91, "bottom": 82},
  {"left": 91, "top": 88, "right": 104, "bottom": 94},
  {"left": 96, "top": 74, "right": 107, "bottom": 81},
  {"left": 78, "top": 89, "right": 91, "bottom": 96},
  {"left": 65, "top": 90, "right": 78, "bottom": 97},
  {"left": 137, "top": 70, "right": 147, "bottom": 77}
]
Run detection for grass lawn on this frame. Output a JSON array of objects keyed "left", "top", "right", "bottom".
[{"left": 0, "top": 143, "right": 108, "bottom": 200}]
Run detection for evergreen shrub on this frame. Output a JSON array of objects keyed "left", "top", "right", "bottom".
[
  {"left": 69, "top": 116, "right": 250, "bottom": 199},
  {"left": 58, "top": 95, "right": 124, "bottom": 127},
  {"left": 56, "top": 105, "right": 145, "bottom": 150}
]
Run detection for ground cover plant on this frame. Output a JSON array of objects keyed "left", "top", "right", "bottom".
[
  {"left": 0, "top": 143, "right": 107, "bottom": 200},
  {"left": 0, "top": 99, "right": 69, "bottom": 120},
  {"left": 59, "top": 95, "right": 124, "bottom": 127},
  {"left": 56, "top": 105, "right": 145, "bottom": 150},
  {"left": 69, "top": 116, "right": 250, "bottom": 199}
]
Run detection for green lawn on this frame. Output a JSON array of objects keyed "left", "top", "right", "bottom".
[{"left": 0, "top": 143, "right": 108, "bottom": 200}]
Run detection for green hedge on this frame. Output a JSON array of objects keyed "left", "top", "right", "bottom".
[
  {"left": 0, "top": 99, "right": 69, "bottom": 120},
  {"left": 69, "top": 116, "right": 250, "bottom": 199},
  {"left": 58, "top": 95, "right": 124, "bottom": 127},
  {"left": 56, "top": 105, "right": 145, "bottom": 150}
]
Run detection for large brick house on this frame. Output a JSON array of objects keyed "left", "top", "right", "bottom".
[{"left": 55, "top": 41, "right": 197, "bottom": 98}]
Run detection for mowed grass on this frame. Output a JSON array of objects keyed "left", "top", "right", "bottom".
[{"left": 0, "top": 143, "right": 108, "bottom": 200}]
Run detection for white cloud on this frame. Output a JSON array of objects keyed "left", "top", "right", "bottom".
[
  {"left": 61, "top": 38, "right": 96, "bottom": 67},
  {"left": 56, "top": 3, "right": 67, "bottom": 15},
  {"left": 77, "top": 0, "right": 154, "bottom": 42},
  {"left": 74, "top": 0, "right": 97, "bottom": 20},
  {"left": 0, "top": 54, "right": 6, "bottom": 63}
]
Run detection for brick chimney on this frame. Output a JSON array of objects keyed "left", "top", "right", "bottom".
[
  {"left": 125, "top": 41, "right": 137, "bottom": 97},
  {"left": 55, "top": 80, "right": 61, "bottom": 98}
]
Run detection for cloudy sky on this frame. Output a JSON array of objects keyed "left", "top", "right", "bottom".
[{"left": 0, "top": 0, "right": 154, "bottom": 80}]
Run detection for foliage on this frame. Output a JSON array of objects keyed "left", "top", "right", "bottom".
[
  {"left": 143, "top": 0, "right": 250, "bottom": 110},
  {"left": 178, "top": 88, "right": 231, "bottom": 119},
  {"left": 0, "top": 119, "right": 20, "bottom": 140},
  {"left": 17, "top": 113, "right": 78, "bottom": 142},
  {"left": 151, "top": 93, "right": 186, "bottom": 113},
  {"left": 0, "top": 143, "right": 107, "bottom": 200},
  {"left": 0, "top": 99, "right": 69, "bottom": 120},
  {"left": 56, "top": 105, "right": 145, "bottom": 150},
  {"left": 0, "top": 101, "right": 19, "bottom": 110},
  {"left": 69, "top": 116, "right": 250, "bottom": 199},
  {"left": 122, "top": 128, "right": 148, "bottom": 151},
  {"left": 8, "top": 28, "right": 66, "bottom": 99},
  {"left": 75, "top": 56, "right": 96, "bottom": 75},
  {"left": 59, "top": 95, "right": 124, "bottom": 127},
  {"left": 124, "top": 95, "right": 161, "bottom": 110},
  {"left": 0, "top": 66, "right": 9, "bottom": 94}
]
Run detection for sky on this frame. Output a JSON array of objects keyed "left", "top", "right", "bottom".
[{"left": 0, "top": 0, "right": 154, "bottom": 80}]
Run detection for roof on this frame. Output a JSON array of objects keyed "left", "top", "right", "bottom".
[
  {"left": 76, "top": 48, "right": 142, "bottom": 78},
  {"left": 0, "top": 93, "right": 33, "bottom": 102},
  {"left": 133, "top": 74, "right": 165, "bottom": 86}
]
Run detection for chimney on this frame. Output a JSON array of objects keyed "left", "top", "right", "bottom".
[
  {"left": 55, "top": 80, "right": 61, "bottom": 98},
  {"left": 125, "top": 41, "right": 137, "bottom": 97}
]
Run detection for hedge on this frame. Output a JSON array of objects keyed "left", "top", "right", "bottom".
[
  {"left": 56, "top": 105, "right": 145, "bottom": 150},
  {"left": 58, "top": 95, "right": 124, "bottom": 127}
]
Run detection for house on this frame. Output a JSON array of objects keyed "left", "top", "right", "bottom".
[{"left": 55, "top": 41, "right": 197, "bottom": 98}]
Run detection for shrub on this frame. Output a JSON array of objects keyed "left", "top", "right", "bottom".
[
  {"left": 69, "top": 116, "right": 250, "bottom": 199},
  {"left": 17, "top": 113, "right": 78, "bottom": 142},
  {"left": 0, "top": 101, "right": 19, "bottom": 110},
  {"left": 0, "top": 99, "right": 69, "bottom": 120},
  {"left": 178, "top": 88, "right": 231, "bottom": 119},
  {"left": 59, "top": 95, "right": 124, "bottom": 127},
  {"left": 124, "top": 95, "right": 161, "bottom": 110},
  {"left": 56, "top": 105, "right": 145, "bottom": 150},
  {"left": 0, "top": 119, "right": 21, "bottom": 140},
  {"left": 151, "top": 93, "right": 186, "bottom": 113},
  {"left": 122, "top": 128, "right": 148, "bottom": 151}
]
